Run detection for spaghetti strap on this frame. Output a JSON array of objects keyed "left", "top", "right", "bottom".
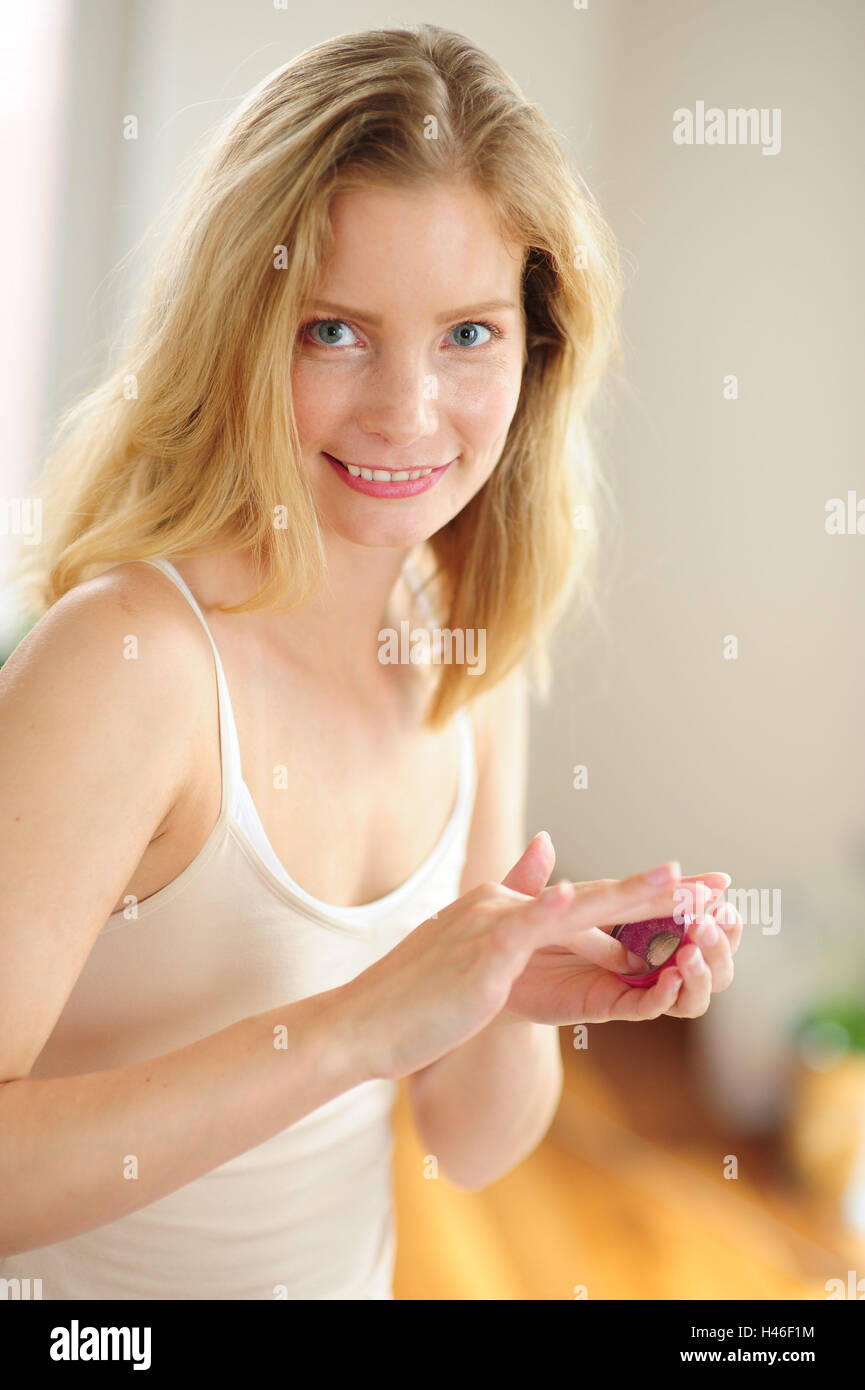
[{"left": 137, "top": 557, "right": 243, "bottom": 815}]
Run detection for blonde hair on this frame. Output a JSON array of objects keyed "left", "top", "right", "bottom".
[{"left": 12, "top": 23, "right": 623, "bottom": 730}]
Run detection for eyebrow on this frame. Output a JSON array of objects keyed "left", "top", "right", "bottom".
[{"left": 306, "top": 299, "right": 519, "bottom": 326}]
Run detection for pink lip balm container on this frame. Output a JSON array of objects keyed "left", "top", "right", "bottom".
[{"left": 609, "top": 915, "right": 695, "bottom": 988}]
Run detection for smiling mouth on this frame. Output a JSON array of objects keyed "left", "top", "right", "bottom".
[{"left": 326, "top": 453, "right": 445, "bottom": 481}]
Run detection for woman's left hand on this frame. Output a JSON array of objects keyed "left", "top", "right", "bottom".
[{"left": 497, "top": 834, "right": 743, "bottom": 1025}]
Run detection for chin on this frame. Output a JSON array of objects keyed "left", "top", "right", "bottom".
[{"left": 323, "top": 512, "right": 445, "bottom": 549}]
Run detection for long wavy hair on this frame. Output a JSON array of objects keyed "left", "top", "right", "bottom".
[{"left": 11, "top": 23, "right": 623, "bottom": 730}]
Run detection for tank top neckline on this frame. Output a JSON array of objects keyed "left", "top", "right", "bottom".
[{"left": 123, "top": 556, "right": 475, "bottom": 929}]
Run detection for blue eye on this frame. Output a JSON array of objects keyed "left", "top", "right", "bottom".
[
  {"left": 447, "top": 321, "right": 498, "bottom": 348},
  {"left": 304, "top": 319, "right": 358, "bottom": 347}
]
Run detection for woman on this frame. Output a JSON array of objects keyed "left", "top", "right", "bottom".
[{"left": 0, "top": 24, "right": 740, "bottom": 1299}]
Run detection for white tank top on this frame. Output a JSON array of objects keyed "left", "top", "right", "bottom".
[{"left": 0, "top": 557, "right": 477, "bottom": 1300}]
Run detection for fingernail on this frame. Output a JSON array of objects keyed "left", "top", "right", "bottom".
[
  {"left": 536, "top": 830, "right": 553, "bottom": 849},
  {"left": 644, "top": 861, "right": 681, "bottom": 885}
]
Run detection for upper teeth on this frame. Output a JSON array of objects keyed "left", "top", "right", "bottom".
[{"left": 343, "top": 463, "right": 434, "bottom": 481}]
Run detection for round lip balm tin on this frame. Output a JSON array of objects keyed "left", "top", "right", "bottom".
[{"left": 610, "top": 914, "right": 695, "bottom": 988}]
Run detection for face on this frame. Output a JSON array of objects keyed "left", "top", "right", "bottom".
[{"left": 290, "top": 179, "right": 526, "bottom": 548}]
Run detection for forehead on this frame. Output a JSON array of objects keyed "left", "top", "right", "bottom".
[{"left": 316, "top": 180, "right": 525, "bottom": 308}]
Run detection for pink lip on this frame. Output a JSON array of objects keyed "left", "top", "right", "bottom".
[{"left": 323, "top": 452, "right": 454, "bottom": 498}]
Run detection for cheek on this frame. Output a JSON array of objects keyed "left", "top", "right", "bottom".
[
  {"left": 448, "top": 366, "right": 523, "bottom": 444},
  {"left": 289, "top": 363, "right": 341, "bottom": 441}
]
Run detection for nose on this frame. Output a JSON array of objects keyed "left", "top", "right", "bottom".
[{"left": 355, "top": 349, "right": 440, "bottom": 447}]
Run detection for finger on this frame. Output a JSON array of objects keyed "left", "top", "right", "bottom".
[
  {"left": 671, "top": 877, "right": 730, "bottom": 921},
  {"left": 681, "top": 872, "right": 730, "bottom": 908},
  {"left": 682, "top": 872, "right": 731, "bottom": 896},
  {"left": 610, "top": 964, "right": 685, "bottom": 1021},
  {"left": 541, "top": 875, "right": 727, "bottom": 971},
  {"left": 688, "top": 913, "right": 735, "bottom": 991},
  {"left": 564, "top": 873, "right": 729, "bottom": 926},
  {"left": 712, "top": 900, "right": 743, "bottom": 955},
  {"left": 516, "top": 864, "right": 687, "bottom": 954},
  {"left": 557, "top": 925, "right": 641, "bottom": 972},
  {"left": 558, "top": 871, "right": 728, "bottom": 906},
  {"left": 548, "top": 958, "right": 684, "bottom": 1022},
  {"left": 564, "top": 928, "right": 670, "bottom": 976},
  {"left": 499, "top": 832, "right": 556, "bottom": 897},
  {"left": 664, "top": 941, "right": 712, "bottom": 1017}
]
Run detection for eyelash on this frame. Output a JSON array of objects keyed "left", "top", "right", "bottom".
[{"left": 300, "top": 317, "right": 504, "bottom": 349}]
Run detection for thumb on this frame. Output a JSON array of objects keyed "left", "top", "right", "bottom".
[{"left": 501, "top": 831, "right": 557, "bottom": 897}]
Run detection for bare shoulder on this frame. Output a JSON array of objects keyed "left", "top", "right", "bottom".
[
  {"left": 3, "top": 560, "right": 212, "bottom": 706},
  {"left": 0, "top": 561, "right": 215, "bottom": 832},
  {"left": 49, "top": 559, "right": 203, "bottom": 641}
]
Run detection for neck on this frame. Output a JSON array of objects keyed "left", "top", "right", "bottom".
[{"left": 170, "top": 531, "right": 417, "bottom": 690}]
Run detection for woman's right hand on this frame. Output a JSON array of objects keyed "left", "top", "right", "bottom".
[{"left": 339, "top": 862, "right": 689, "bottom": 1081}]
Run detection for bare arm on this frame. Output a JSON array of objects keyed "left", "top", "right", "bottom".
[
  {"left": 0, "top": 988, "right": 365, "bottom": 1258},
  {"left": 0, "top": 572, "right": 369, "bottom": 1257},
  {"left": 406, "top": 664, "right": 563, "bottom": 1191}
]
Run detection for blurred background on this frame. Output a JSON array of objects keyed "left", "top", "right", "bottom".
[{"left": 2, "top": 0, "right": 863, "bottom": 1298}]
